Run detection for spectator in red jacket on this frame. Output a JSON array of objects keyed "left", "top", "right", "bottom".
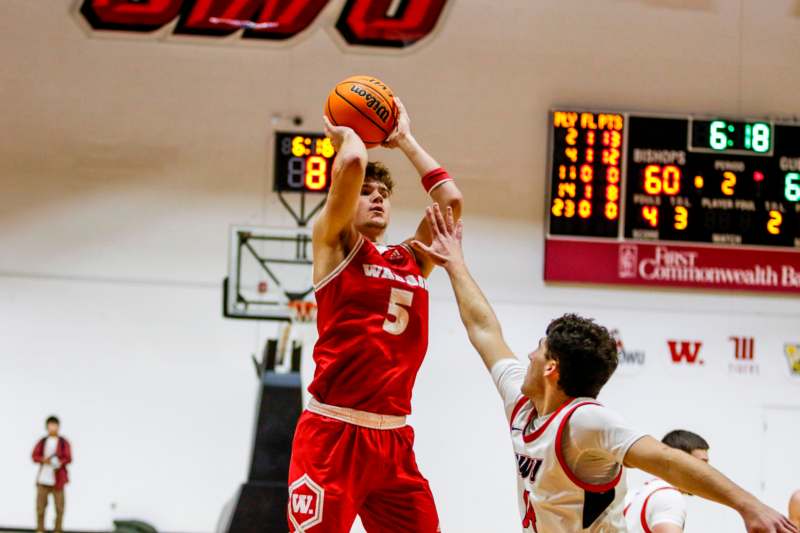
[{"left": 32, "top": 416, "right": 72, "bottom": 533}]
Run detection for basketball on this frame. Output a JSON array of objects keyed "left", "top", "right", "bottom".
[{"left": 324, "top": 76, "right": 398, "bottom": 148}]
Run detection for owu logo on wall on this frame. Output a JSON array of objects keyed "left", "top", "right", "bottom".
[
  {"left": 610, "top": 329, "right": 645, "bottom": 375},
  {"left": 78, "top": 0, "right": 451, "bottom": 48}
]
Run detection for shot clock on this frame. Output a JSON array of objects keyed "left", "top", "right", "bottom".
[
  {"left": 547, "top": 110, "right": 800, "bottom": 249},
  {"left": 273, "top": 131, "right": 335, "bottom": 193}
]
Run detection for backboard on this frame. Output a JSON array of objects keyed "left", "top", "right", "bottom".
[{"left": 224, "top": 226, "right": 314, "bottom": 321}]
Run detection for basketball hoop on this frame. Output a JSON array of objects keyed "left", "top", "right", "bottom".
[
  {"left": 224, "top": 226, "right": 314, "bottom": 321},
  {"left": 287, "top": 300, "right": 317, "bottom": 323}
]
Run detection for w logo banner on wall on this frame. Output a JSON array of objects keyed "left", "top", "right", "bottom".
[{"left": 77, "top": 0, "right": 450, "bottom": 48}]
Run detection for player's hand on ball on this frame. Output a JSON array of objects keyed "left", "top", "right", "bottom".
[
  {"left": 741, "top": 500, "right": 798, "bottom": 533},
  {"left": 323, "top": 116, "right": 358, "bottom": 152},
  {"left": 411, "top": 203, "right": 463, "bottom": 269},
  {"left": 382, "top": 97, "right": 411, "bottom": 149}
]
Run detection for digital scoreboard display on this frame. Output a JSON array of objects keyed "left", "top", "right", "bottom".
[
  {"left": 548, "top": 111, "right": 800, "bottom": 248},
  {"left": 545, "top": 110, "right": 800, "bottom": 294},
  {"left": 274, "top": 131, "right": 335, "bottom": 193}
]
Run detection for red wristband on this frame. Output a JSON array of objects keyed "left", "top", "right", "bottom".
[{"left": 421, "top": 167, "right": 454, "bottom": 194}]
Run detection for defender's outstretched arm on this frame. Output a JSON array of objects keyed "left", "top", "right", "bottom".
[
  {"left": 626, "top": 436, "right": 797, "bottom": 533},
  {"left": 412, "top": 204, "right": 515, "bottom": 370}
]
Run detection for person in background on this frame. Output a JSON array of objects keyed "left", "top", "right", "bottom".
[
  {"left": 625, "top": 430, "right": 710, "bottom": 532},
  {"left": 32, "top": 415, "right": 72, "bottom": 533}
]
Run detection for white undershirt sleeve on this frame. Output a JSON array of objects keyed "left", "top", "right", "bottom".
[
  {"left": 489, "top": 358, "right": 527, "bottom": 421},
  {"left": 647, "top": 488, "right": 687, "bottom": 529},
  {"left": 562, "top": 403, "right": 646, "bottom": 485}
]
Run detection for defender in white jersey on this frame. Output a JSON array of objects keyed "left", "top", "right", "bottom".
[
  {"left": 625, "top": 430, "right": 710, "bottom": 533},
  {"left": 412, "top": 204, "right": 798, "bottom": 533},
  {"left": 492, "top": 356, "right": 640, "bottom": 531}
]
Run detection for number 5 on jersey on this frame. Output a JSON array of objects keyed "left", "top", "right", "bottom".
[{"left": 383, "top": 288, "right": 413, "bottom": 335}]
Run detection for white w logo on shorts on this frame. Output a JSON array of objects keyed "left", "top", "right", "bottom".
[
  {"left": 288, "top": 474, "right": 324, "bottom": 531},
  {"left": 292, "top": 494, "right": 313, "bottom": 514}
]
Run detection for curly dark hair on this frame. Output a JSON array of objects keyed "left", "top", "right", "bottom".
[
  {"left": 545, "top": 313, "right": 618, "bottom": 398},
  {"left": 365, "top": 161, "right": 394, "bottom": 195},
  {"left": 662, "top": 430, "right": 709, "bottom": 454}
]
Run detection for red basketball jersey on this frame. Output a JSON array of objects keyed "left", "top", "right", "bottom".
[{"left": 309, "top": 235, "right": 429, "bottom": 416}]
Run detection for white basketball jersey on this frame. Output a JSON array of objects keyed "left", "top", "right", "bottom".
[
  {"left": 509, "top": 397, "right": 629, "bottom": 533},
  {"left": 624, "top": 478, "right": 685, "bottom": 533}
]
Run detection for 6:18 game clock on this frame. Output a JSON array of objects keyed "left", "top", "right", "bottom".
[
  {"left": 689, "top": 119, "right": 773, "bottom": 155},
  {"left": 274, "top": 131, "right": 335, "bottom": 193}
]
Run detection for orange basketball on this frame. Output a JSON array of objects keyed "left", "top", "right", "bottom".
[{"left": 324, "top": 76, "right": 397, "bottom": 148}]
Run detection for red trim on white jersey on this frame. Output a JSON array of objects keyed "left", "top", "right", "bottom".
[
  {"left": 522, "top": 398, "right": 574, "bottom": 443},
  {"left": 625, "top": 478, "right": 660, "bottom": 517},
  {"left": 640, "top": 486, "right": 681, "bottom": 533},
  {"left": 554, "top": 401, "right": 624, "bottom": 493},
  {"left": 509, "top": 397, "right": 529, "bottom": 429}
]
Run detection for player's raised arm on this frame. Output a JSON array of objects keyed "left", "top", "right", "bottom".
[
  {"left": 313, "top": 117, "right": 368, "bottom": 247},
  {"left": 384, "top": 98, "right": 463, "bottom": 276},
  {"left": 625, "top": 436, "right": 798, "bottom": 533},
  {"left": 412, "top": 204, "right": 514, "bottom": 370}
]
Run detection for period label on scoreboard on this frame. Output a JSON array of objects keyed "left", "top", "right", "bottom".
[{"left": 545, "top": 110, "right": 800, "bottom": 294}]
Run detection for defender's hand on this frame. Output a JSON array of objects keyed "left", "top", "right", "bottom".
[
  {"left": 323, "top": 116, "right": 357, "bottom": 152},
  {"left": 741, "top": 500, "right": 798, "bottom": 533},
  {"left": 382, "top": 97, "right": 411, "bottom": 149},
  {"left": 411, "top": 204, "right": 463, "bottom": 269}
]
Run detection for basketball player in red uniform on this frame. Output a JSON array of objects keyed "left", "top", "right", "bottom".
[
  {"left": 415, "top": 204, "right": 797, "bottom": 533},
  {"left": 286, "top": 98, "right": 462, "bottom": 532}
]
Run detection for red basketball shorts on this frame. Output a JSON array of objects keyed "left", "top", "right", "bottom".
[{"left": 287, "top": 407, "right": 440, "bottom": 532}]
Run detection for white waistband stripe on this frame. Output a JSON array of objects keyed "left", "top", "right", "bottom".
[{"left": 307, "top": 398, "right": 406, "bottom": 430}]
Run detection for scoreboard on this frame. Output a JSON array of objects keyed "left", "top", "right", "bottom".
[
  {"left": 273, "top": 131, "right": 335, "bottom": 193},
  {"left": 544, "top": 110, "right": 800, "bottom": 294}
]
